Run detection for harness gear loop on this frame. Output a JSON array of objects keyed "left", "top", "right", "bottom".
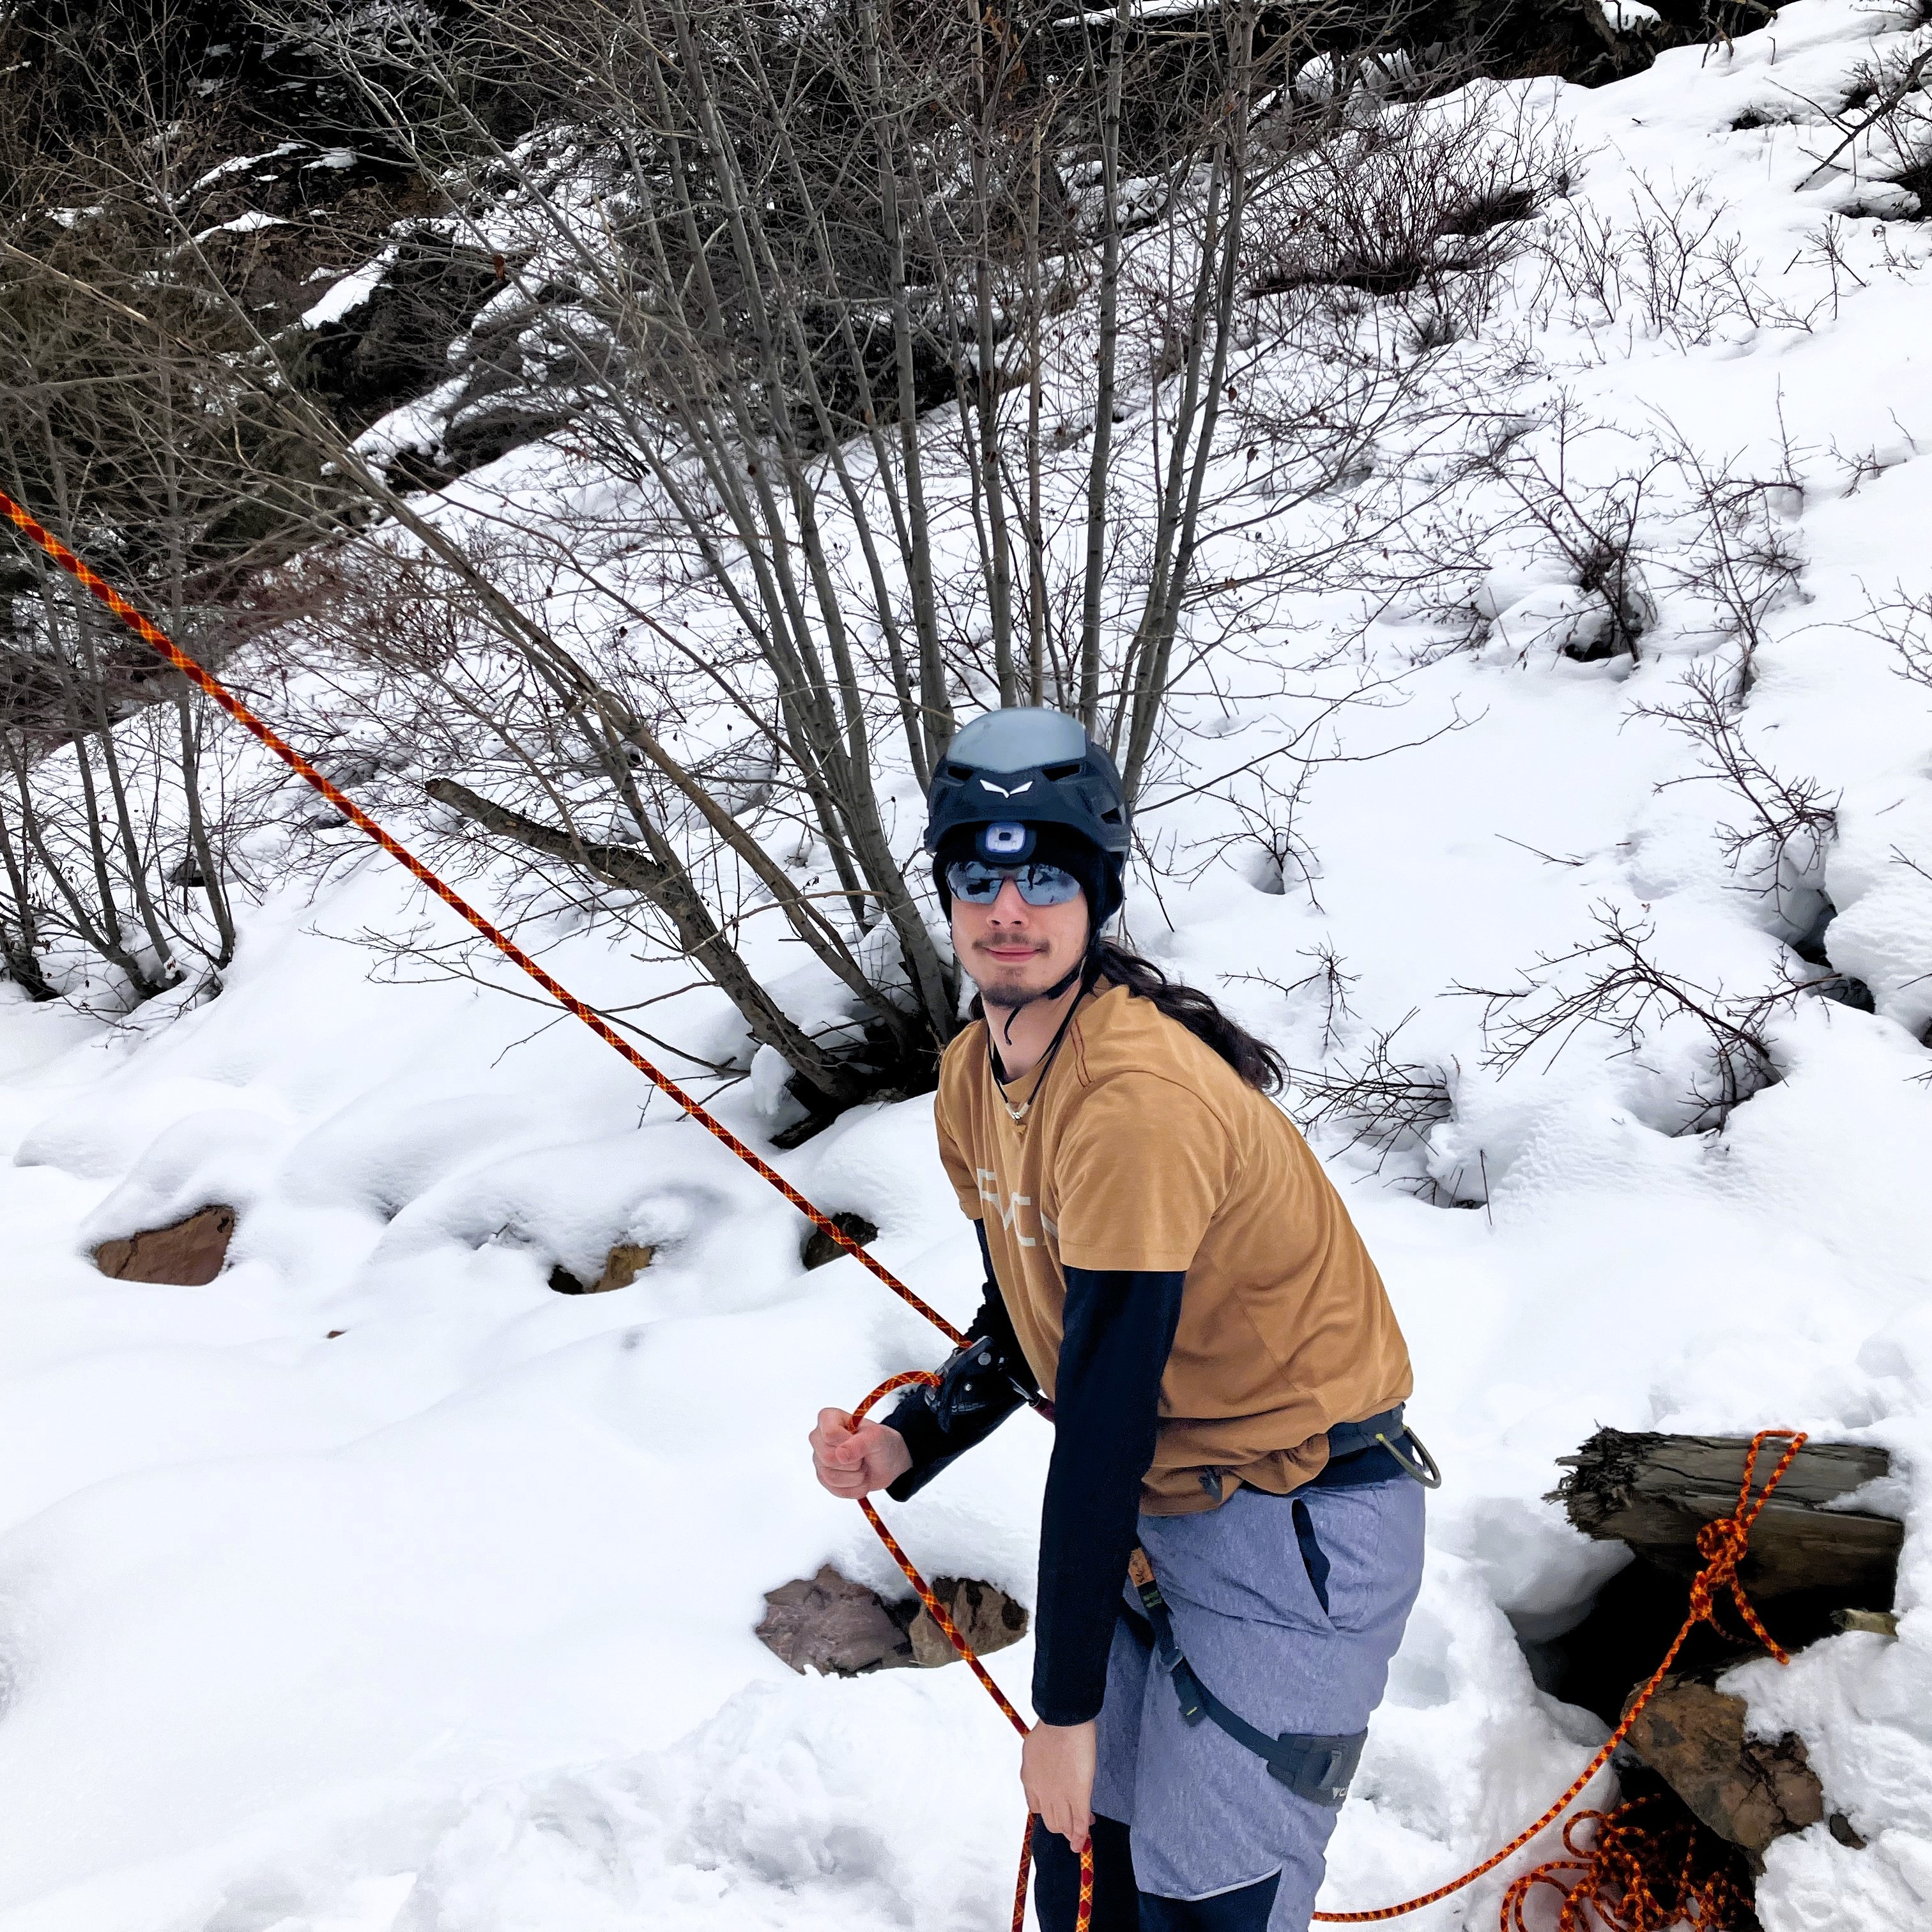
[{"left": 1374, "top": 1425, "right": 1443, "bottom": 1489}]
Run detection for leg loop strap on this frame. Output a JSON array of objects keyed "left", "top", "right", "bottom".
[{"left": 1126, "top": 1548, "right": 1368, "bottom": 1810}]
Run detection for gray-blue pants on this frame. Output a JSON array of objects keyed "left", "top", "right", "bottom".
[{"left": 1088, "top": 1477, "right": 1426, "bottom": 1929}]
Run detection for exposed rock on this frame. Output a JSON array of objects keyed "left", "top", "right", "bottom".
[
  {"left": 296, "top": 236, "right": 506, "bottom": 418},
  {"left": 1829, "top": 1811, "right": 1868, "bottom": 1849},
  {"left": 802, "top": 1212, "right": 879, "bottom": 1271},
  {"left": 1621, "top": 1675, "right": 1825, "bottom": 1859},
  {"left": 756, "top": 1565, "right": 916, "bottom": 1675},
  {"left": 93, "top": 1205, "right": 237, "bottom": 1285},
  {"left": 908, "top": 1577, "right": 1031, "bottom": 1668},
  {"left": 756, "top": 1565, "right": 1028, "bottom": 1676},
  {"left": 548, "top": 1241, "right": 656, "bottom": 1294}
]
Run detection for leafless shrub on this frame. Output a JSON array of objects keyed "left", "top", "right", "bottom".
[
  {"left": 1244, "top": 86, "right": 1574, "bottom": 339},
  {"left": 1230, "top": 942, "right": 1359, "bottom": 1055},
  {"left": 1871, "top": 585, "right": 1932, "bottom": 688},
  {"left": 1660, "top": 434, "right": 1807, "bottom": 687},
  {"left": 1446, "top": 402, "right": 1809, "bottom": 673},
  {"left": 1282, "top": 1010, "right": 1452, "bottom": 1162},
  {"left": 1640, "top": 661, "right": 1839, "bottom": 928},
  {"left": 1482, "top": 404, "right": 1668, "bottom": 664},
  {"left": 1532, "top": 176, "right": 1825, "bottom": 346},
  {"left": 0, "top": 649, "right": 252, "bottom": 1007},
  {"left": 1456, "top": 901, "right": 1802, "bottom": 1132}
]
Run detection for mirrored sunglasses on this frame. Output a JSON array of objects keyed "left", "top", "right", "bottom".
[{"left": 945, "top": 859, "right": 1084, "bottom": 907}]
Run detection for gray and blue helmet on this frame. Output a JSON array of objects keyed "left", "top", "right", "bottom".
[
  {"left": 923, "top": 707, "right": 1130, "bottom": 857},
  {"left": 924, "top": 707, "right": 1129, "bottom": 921}
]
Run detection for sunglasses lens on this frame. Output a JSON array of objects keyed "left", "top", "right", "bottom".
[
  {"left": 1016, "top": 864, "right": 1081, "bottom": 906},
  {"left": 946, "top": 861, "right": 1006, "bottom": 903},
  {"left": 945, "top": 861, "right": 1082, "bottom": 907}
]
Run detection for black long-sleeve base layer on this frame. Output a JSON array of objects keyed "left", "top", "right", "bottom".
[{"left": 882, "top": 1223, "right": 1184, "bottom": 1728}]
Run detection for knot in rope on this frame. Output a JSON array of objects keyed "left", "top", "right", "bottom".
[{"left": 1685, "top": 1432, "right": 1804, "bottom": 1666}]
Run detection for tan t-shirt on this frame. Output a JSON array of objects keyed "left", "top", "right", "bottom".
[{"left": 935, "top": 979, "right": 1413, "bottom": 1514}]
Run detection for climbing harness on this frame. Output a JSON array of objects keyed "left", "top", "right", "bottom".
[
  {"left": 2, "top": 493, "right": 1805, "bottom": 1932},
  {"left": 1116, "top": 1406, "right": 1438, "bottom": 1812},
  {"left": 1126, "top": 1545, "right": 1368, "bottom": 1810}
]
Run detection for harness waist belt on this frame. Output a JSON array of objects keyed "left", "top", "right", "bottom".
[{"left": 1324, "top": 1404, "right": 1406, "bottom": 1460}]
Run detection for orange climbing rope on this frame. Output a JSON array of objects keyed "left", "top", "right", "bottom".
[
  {"left": 1499, "top": 1791, "right": 1751, "bottom": 1931},
  {"left": 852, "top": 1374, "right": 1095, "bottom": 1932},
  {"left": 2, "top": 491, "right": 1798, "bottom": 1932},
  {"left": 2, "top": 487, "right": 1082, "bottom": 1920}
]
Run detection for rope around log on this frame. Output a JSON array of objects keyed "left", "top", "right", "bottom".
[{"left": 2, "top": 490, "right": 1803, "bottom": 1932}]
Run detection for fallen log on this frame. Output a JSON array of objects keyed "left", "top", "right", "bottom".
[{"left": 1551, "top": 1428, "right": 1900, "bottom": 1606}]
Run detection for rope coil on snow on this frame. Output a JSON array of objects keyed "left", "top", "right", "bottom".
[{"left": 3, "top": 489, "right": 1800, "bottom": 1932}]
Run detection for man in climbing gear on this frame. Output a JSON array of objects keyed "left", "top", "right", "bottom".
[{"left": 809, "top": 707, "right": 1432, "bottom": 1931}]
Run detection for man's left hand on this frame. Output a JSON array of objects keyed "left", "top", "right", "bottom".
[{"left": 1022, "top": 1719, "right": 1096, "bottom": 1852}]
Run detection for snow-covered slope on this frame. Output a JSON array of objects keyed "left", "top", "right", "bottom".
[{"left": 4, "top": 3, "right": 1932, "bottom": 1927}]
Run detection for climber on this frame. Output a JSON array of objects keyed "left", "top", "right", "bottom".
[{"left": 808, "top": 706, "right": 1431, "bottom": 1932}]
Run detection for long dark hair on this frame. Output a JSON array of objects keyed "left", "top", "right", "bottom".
[{"left": 1090, "top": 940, "right": 1286, "bottom": 1094}]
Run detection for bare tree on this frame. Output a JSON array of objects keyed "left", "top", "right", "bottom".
[{"left": 1282, "top": 1009, "right": 1453, "bottom": 1172}]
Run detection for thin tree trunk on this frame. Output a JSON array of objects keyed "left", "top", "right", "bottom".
[
  {"left": 1024, "top": 114, "right": 1048, "bottom": 707},
  {"left": 1078, "top": 0, "right": 1128, "bottom": 732}
]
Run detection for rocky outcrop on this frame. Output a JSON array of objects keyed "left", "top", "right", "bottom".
[
  {"left": 93, "top": 1205, "right": 236, "bottom": 1285},
  {"left": 549, "top": 1242, "right": 655, "bottom": 1294},
  {"left": 756, "top": 1565, "right": 1027, "bottom": 1676},
  {"left": 1622, "top": 1676, "right": 1825, "bottom": 1860},
  {"left": 801, "top": 1213, "right": 879, "bottom": 1271},
  {"left": 757, "top": 1566, "right": 917, "bottom": 1675},
  {"left": 907, "top": 1576, "right": 1032, "bottom": 1668}
]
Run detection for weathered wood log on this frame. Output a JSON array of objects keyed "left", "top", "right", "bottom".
[{"left": 1551, "top": 1429, "right": 1899, "bottom": 1605}]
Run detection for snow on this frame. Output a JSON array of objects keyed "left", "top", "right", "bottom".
[
  {"left": 189, "top": 146, "right": 303, "bottom": 194},
  {"left": 191, "top": 211, "right": 290, "bottom": 242},
  {"left": 5, "top": 1, "right": 1932, "bottom": 1926},
  {"left": 303, "top": 252, "right": 396, "bottom": 330}
]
